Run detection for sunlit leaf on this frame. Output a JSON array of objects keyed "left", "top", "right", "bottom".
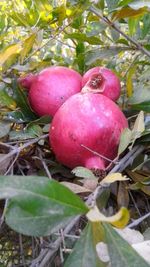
[
  {"left": 0, "top": 44, "right": 21, "bottom": 69},
  {"left": 20, "top": 33, "right": 37, "bottom": 64},
  {"left": 100, "top": 173, "right": 129, "bottom": 186},
  {"left": 129, "top": 0, "right": 150, "bottom": 9},
  {"left": 126, "top": 65, "right": 137, "bottom": 97},
  {"left": 87, "top": 206, "right": 130, "bottom": 229}
]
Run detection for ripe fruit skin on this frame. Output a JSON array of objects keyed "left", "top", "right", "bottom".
[
  {"left": 19, "top": 66, "right": 82, "bottom": 117},
  {"left": 50, "top": 93, "right": 128, "bottom": 170},
  {"left": 82, "top": 67, "right": 121, "bottom": 101}
]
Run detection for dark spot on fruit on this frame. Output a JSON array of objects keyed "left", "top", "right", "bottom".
[{"left": 68, "top": 132, "right": 76, "bottom": 142}]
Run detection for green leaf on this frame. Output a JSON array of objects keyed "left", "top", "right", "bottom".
[
  {"left": 103, "top": 223, "right": 149, "bottom": 267},
  {"left": 9, "top": 124, "right": 43, "bottom": 141},
  {"left": 0, "top": 121, "right": 11, "bottom": 138},
  {"left": 72, "top": 166, "right": 97, "bottom": 179},
  {"left": 85, "top": 47, "right": 127, "bottom": 65},
  {"left": 5, "top": 110, "right": 30, "bottom": 123},
  {"left": 86, "top": 21, "right": 107, "bottom": 37},
  {"left": 131, "top": 101, "right": 150, "bottom": 112},
  {"left": 20, "top": 33, "right": 37, "bottom": 64},
  {"left": 105, "top": 0, "right": 119, "bottom": 11},
  {"left": 12, "top": 79, "right": 37, "bottom": 121},
  {"left": 0, "top": 175, "right": 88, "bottom": 236},
  {"left": 128, "top": 86, "right": 150, "bottom": 104},
  {"left": 118, "top": 128, "right": 132, "bottom": 155},
  {"left": 65, "top": 33, "right": 103, "bottom": 45},
  {"left": 64, "top": 222, "right": 106, "bottom": 267},
  {"left": 141, "top": 13, "right": 150, "bottom": 38}
]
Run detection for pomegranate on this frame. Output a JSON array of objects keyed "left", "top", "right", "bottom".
[
  {"left": 18, "top": 66, "right": 82, "bottom": 117},
  {"left": 82, "top": 67, "right": 121, "bottom": 101},
  {"left": 50, "top": 93, "right": 128, "bottom": 170}
]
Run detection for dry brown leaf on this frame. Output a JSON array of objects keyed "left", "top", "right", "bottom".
[
  {"left": 60, "top": 181, "right": 91, "bottom": 194},
  {"left": 117, "top": 181, "right": 129, "bottom": 208},
  {"left": 0, "top": 154, "right": 13, "bottom": 174},
  {"left": 83, "top": 178, "right": 98, "bottom": 191}
]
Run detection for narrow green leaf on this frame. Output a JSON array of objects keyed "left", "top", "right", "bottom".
[
  {"left": 12, "top": 79, "right": 37, "bottom": 121},
  {"left": 103, "top": 223, "right": 149, "bottom": 267},
  {"left": 131, "top": 101, "right": 150, "bottom": 112},
  {"left": 64, "top": 223, "right": 106, "bottom": 267},
  {"left": 85, "top": 47, "right": 127, "bottom": 65},
  {"left": 65, "top": 33, "right": 103, "bottom": 45},
  {"left": 0, "top": 175, "right": 88, "bottom": 236}
]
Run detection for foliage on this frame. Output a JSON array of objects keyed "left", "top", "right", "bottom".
[{"left": 0, "top": 0, "right": 150, "bottom": 266}]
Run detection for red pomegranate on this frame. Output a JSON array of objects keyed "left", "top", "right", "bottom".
[
  {"left": 82, "top": 67, "right": 121, "bottom": 101},
  {"left": 18, "top": 66, "right": 82, "bottom": 117},
  {"left": 50, "top": 93, "right": 128, "bottom": 170}
]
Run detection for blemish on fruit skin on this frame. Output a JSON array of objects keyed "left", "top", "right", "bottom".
[{"left": 51, "top": 126, "right": 55, "bottom": 130}]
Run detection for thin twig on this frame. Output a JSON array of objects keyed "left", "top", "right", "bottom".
[
  {"left": 89, "top": 6, "right": 150, "bottom": 58},
  {"left": 37, "top": 148, "right": 52, "bottom": 179},
  {"left": 128, "top": 212, "right": 150, "bottom": 228},
  {"left": 0, "top": 134, "right": 48, "bottom": 164},
  {"left": 19, "top": 234, "right": 26, "bottom": 267},
  {"left": 33, "top": 145, "right": 144, "bottom": 267}
]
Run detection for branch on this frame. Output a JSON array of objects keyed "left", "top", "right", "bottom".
[
  {"left": 33, "top": 144, "right": 145, "bottom": 267},
  {"left": 0, "top": 134, "right": 49, "bottom": 164},
  {"left": 89, "top": 6, "right": 150, "bottom": 59}
]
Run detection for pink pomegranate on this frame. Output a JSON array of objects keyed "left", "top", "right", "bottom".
[
  {"left": 82, "top": 67, "right": 121, "bottom": 101},
  {"left": 50, "top": 93, "right": 128, "bottom": 170},
  {"left": 18, "top": 66, "right": 82, "bottom": 117}
]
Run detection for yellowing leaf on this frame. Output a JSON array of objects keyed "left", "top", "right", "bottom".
[
  {"left": 113, "top": 7, "right": 147, "bottom": 21},
  {"left": 87, "top": 206, "right": 130, "bottom": 228},
  {"left": 0, "top": 44, "right": 21, "bottom": 68},
  {"left": 129, "top": 111, "right": 145, "bottom": 149},
  {"left": 126, "top": 65, "right": 137, "bottom": 97},
  {"left": 132, "top": 111, "right": 145, "bottom": 135},
  {"left": 20, "top": 33, "right": 37, "bottom": 64},
  {"left": 100, "top": 173, "right": 129, "bottom": 186}
]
